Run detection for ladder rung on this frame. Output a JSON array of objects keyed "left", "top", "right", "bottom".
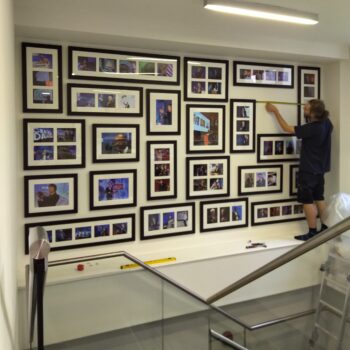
[
  {"left": 315, "top": 323, "right": 339, "bottom": 340},
  {"left": 324, "top": 276, "right": 348, "bottom": 292},
  {"left": 319, "top": 300, "right": 343, "bottom": 316}
]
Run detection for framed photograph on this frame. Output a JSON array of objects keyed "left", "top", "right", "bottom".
[
  {"left": 298, "top": 66, "right": 321, "bottom": 125},
  {"left": 230, "top": 99, "right": 256, "bottom": 153},
  {"left": 68, "top": 46, "right": 180, "bottom": 85},
  {"left": 90, "top": 170, "right": 137, "bottom": 210},
  {"left": 92, "top": 124, "right": 139, "bottom": 163},
  {"left": 147, "top": 141, "right": 177, "bottom": 200},
  {"left": 24, "top": 174, "right": 78, "bottom": 217},
  {"left": 200, "top": 198, "right": 248, "bottom": 233},
  {"left": 186, "top": 104, "right": 225, "bottom": 153},
  {"left": 184, "top": 57, "right": 228, "bottom": 101},
  {"left": 257, "top": 134, "right": 301, "bottom": 163},
  {"left": 140, "top": 203, "right": 195, "bottom": 240},
  {"left": 238, "top": 165, "right": 283, "bottom": 196},
  {"left": 251, "top": 198, "right": 304, "bottom": 226},
  {"left": 289, "top": 164, "right": 299, "bottom": 196},
  {"left": 22, "top": 42, "right": 62, "bottom": 113},
  {"left": 186, "top": 156, "right": 230, "bottom": 199},
  {"left": 146, "top": 89, "right": 181, "bottom": 135},
  {"left": 24, "top": 214, "right": 135, "bottom": 253},
  {"left": 23, "top": 119, "right": 85, "bottom": 170},
  {"left": 234, "top": 61, "right": 294, "bottom": 88},
  {"left": 67, "top": 83, "right": 143, "bottom": 117}
]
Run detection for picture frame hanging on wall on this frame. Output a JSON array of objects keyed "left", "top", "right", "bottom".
[
  {"left": 147, "top": 141, "right": 177, "bottom": 200},
  {"left": 230, "top": 99, "right": 256, "bottom": 153},
  {"left": 24, "top": 214, "right": 135, "bottom": 253},
  {"left": 200, "top": 198, "right": 249, "bottom": 233},
  {"left": 257, "top": 134, "right": 301, "bottom": 163},
  {"left": 289, "top": 164, "right": 299, "bottom": 196},
  {"left": 23, "top": 119, "right": 86, "bottom": 170},
  {"left": 92, "top": 124, "right": 140, "bottom": 163},
  {"left": 90, "top": 170, "right": 137, "bottom": 210},
  {"left": 68, "top": 46, "right": 180, "bottom": 85},
  {"left": 238, "top": 165, "right": 283, "bottom": 196},
  {"left": 186, "top": 104, "right": 226, "bottom": 154},
  {"left": 184, "top": 57, "right": 229, "bottom": 102},
  {"left": 186, "top": 156, "right": 230, "bottom": 199},
  {"left": 233, "top": 61, "right": 294, "bottom": 88},
  {"left": 140, "top": 202, "right": 195, "bottom": 240},
  {"left": 251, "top": 198, "right": 304, "bottom": 226},
  {"left": 146, "top": 89, "right": 181, "bottom": 135},
  {"left": 67, "top": 83, "right": 143, "bottom": 117},
  {"left": 24, "top": 174, "right": 78, "bottom": 217},
  {"left": 298, "top": 66, "right": 321, "bottom": 125},
  {"left": 22, "top": 42, "right": 63, "bottom": 113}
]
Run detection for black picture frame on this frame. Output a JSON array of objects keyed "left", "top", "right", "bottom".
[
  {"left": 147, "top": 141, "right": 177, "bottom": 200},
  {"left": 22, "top": 42, "right": 63, "bottom": 113},
  {"left": 146, "top": 89, "right": 181, "bottom": 135},
  {"left": 92, "top": 124, "right": 140, "bottom": 163},
  {"left": 140, "top": 202, "right": 195, "bottom": 240},
  {"left": 67, "top": 83, "right": 143, "bottom": 117},
  {"left": 297, "top": 66, "right": 321, "bottom": 125},
  {"left": 251, "top": 198, "right": 304, "bottom": 226},
  {"left": 24, "top": 214, "right": 136, "bottom": 254},
  {"left": 23, "top": 118, "right": 86, "bottom": 170},
  {"left": 257, "top": 134, "right": 300, "bottom": 163},
  {"left": 24, "top": 174, "right": 78, "bottom": 217},
  {"left": 289, "top": 164, "right": 299, "bottom": 196},
  {"left": 230, "top": 99, "right": 256, "bottom": 153},
  {"left": 238, "top": 165, "right": 283, "bottom": 196},
  {"left": 186, "top": 104, "right": 226, "bottom": 154},
  {"left": 184, "top": 57, "right": 229, "bottom": 102},
  {"left": 233, "top": 61, "right": 294, "bottom": 88},
  {"left": 90, "top": 170, "right": 137, "bottom": 210},
  {"left": 68, "top": 46, "right": 180, "bottom": 85},
  {"left": 200, "top": 198, "right": 249, "bottom": 233},
  {"left": 186, "top": 156, "right": 230, "bottom": 199}
]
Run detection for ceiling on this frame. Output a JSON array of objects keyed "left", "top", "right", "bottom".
[{"left": 14, "top": 0, "right": 350, "bottom": 62}]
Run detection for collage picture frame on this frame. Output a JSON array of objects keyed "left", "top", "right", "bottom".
[
  {"left": 234, "top": 61, "right": 294, "bottom": 88},
  {"left": 25, "top": 214, "right": 135, "bottom": 253},
  {"left": 200, "top": 198, "right": 248, "bottom": 233},
  {"left": 22, "top": 42, "right": 63, "bottom": 113},
  {"left": 257, "top": 134, "right": 301, "bottom": 163},
  {"left": 140, "top": 202, "right": 195, "bottom": 240},
  {"left": 184, "top": 57, "right": 229, "bottom": 102},
  {"left": 289, "top": 164, "right": 299, "bottom": 196},
  {"left": 186, "top": 156, "right": 230, "bottom": 199},
  {"left": 68, "top": 46, "right": 180, "bottom": 85},
  {"left": 92, "top": 124, "right": 140, "bottom": 163},
  {"left": 67, "top": 83, "right": 143, "bottom": 117},
  {"left": 24, "top": 174, "right": 78, "bottom": 217},
  {"left": 146, "top": 89, "right": 181, "bottom": 135},
  {"left": 251, "top": 198, "right": 304, "bottom": 226},
  {"left": 230, "top": 99, "right": 256, "bottom": 153},
  {"left": 23, "top": 119, "right": 85, "bottom": 170},
  {"left": 147, "top": 141, "right": 177, "bottom": 200},
  {"left": 238, "top": 165, "right": 283, "bottom": 196}
]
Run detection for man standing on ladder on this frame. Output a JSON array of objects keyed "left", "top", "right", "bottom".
[{"left": 266, "top": 100, "right": 333, "bottom": 241}]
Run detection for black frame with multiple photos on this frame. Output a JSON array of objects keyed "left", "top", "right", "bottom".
[
  {"left": 22, "top": 42, "right": 63, "bottom": 113},
  {"left": 24, "top": 214, "right": 135, "bottom": 253},
  {"left": 68, "top": 46, "right": 180, "bottom": 85},
  {"left": 289, "top": 164, "right": 299, "bottom": 196}
]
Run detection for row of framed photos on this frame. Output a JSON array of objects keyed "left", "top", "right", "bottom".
[
  {"left": 24, "top": 197, "right": 304, "bottom": 253},
  {"left": 22, "top": 42, "right": 320, "bottom": 115},
  {"left": 23, "top": 162, "right": 299, "bottom": 217}
]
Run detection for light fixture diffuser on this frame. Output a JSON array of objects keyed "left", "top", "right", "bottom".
[{"left": 204, "top": 0, "right": 318, "bottom": 25}]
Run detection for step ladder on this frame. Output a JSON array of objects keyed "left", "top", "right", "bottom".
[{"left": 310, "top": 252, "right": 350, "bottom": 350}]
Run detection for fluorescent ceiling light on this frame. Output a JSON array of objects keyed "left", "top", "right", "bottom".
[{"left": 204, "top": 0, "right": 318, "bottom": 25}]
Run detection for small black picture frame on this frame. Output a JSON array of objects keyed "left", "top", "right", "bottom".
[{"left": 289, "top": 164, "right": 299, "bottom": 196}]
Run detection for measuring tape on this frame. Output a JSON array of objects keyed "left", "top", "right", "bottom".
[{"left": 120, "top": 257, "right": 176, "bottom": 270}]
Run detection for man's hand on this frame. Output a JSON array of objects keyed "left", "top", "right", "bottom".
[
  {"left": 265, "top": 102, "right": 279, "bottom": 114},
  {"left": 265, "top": 102, "right": 295, "bottom": 134}
]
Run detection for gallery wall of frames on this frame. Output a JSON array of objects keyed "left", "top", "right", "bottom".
[{"left": 19, "top": 40, "right": 322, "bottom": 255}]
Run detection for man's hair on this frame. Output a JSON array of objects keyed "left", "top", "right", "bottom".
[
  {"left": 48, "top": 183, "right": 57, "bottom": 191},
  {"left": 308, "top": 99, "right": 329, "bottom": 121}
]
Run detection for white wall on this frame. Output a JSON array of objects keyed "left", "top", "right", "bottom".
[{"left": 0, "top": 0, "right": 18, "bottom": 349}]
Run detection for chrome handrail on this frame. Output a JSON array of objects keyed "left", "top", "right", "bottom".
[
  {"left": 207, "top": 216, "right": 350, "bottom": 304},
  {"left": 210, "top": 329, "right": 249, "bottom": 350}
]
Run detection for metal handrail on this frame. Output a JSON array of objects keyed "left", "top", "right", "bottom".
[
  {"left": 210, "top": 329, "right": 249, "bottom": 350},
  {"left": 207, "top": 216, "right": 350, "bottom": 304}
]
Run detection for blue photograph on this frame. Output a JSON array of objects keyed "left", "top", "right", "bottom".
[
  {"left": 163, "top": 212, "right": 175, "bottom": 229},
  {"left": 33, "top": 128, "right": 54, "bottom": 143},
  {"left": 33, "top": 89, "right": 53, "bottom": 104},
  {"left": 55, "top": 229, "right": 72, "bottom": 242},
  {"left": 75, "top": 226, "right": 92, "bottom": 240},
  {"left": 156, "top": 99, "right": 172, "bottom": 125},
  {"left": 99, "top": 58, "right": 117, "bottom": 73},
  {"left": 102, "top": 132, "right": 132, "bottom": 154},
  {"left": 77, "top": 56, "right": 96, "bottom": 71},
  {"left": 113, "top": 223, "right": 128, "bottom": 235},
  {"left": 77, "top": 93, "right": 95, "bottom": 107},
  {"left": 94, "top": 224, "right": 110, "bottom": 237},
  {"left": 33, "top": 146, "right": 54, "bottom": 160},
  {"left": 57, "top": 146, "right": 77, "bottom": 160},
  {"left": 119, "top": 60, "right": 136, "bottom": 73},
  {"left": 33, "top": 71, "right": 53, "bottom": 86},
  {"left": 98, "top": 178, "right": 129, "bottom": 201},
  {"left": 232, "top": 206, "right": 242, "bottom": 221},
  {"left": 57, "top": 128, "right": 76, "bottom": 142},
  {"left": 34, "top": 182, "right": 69, "bottom": 208},
  {"left": 32, "top": 53, "right": 53, "bottom": 69}
]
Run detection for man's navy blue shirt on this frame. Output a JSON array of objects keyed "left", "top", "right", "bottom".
[{"left": 294, "top": 118, "right": 333, "bottom": 174}]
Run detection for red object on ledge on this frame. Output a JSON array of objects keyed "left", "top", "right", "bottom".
[{"left": 77, "top": 263, "right": 85, "bottom": 271}]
